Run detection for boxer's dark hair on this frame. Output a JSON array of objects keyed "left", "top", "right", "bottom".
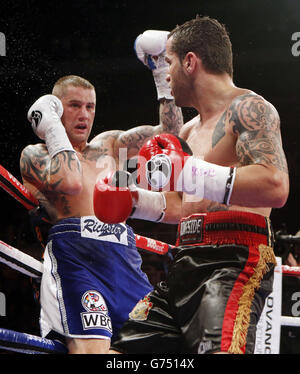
[{"left": 168, "top": 15, "right": 233, "bottom": 78}]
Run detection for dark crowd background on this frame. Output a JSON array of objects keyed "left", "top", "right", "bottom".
[{"left": 0, "top": 0, "right": 299, "bottom": 354}]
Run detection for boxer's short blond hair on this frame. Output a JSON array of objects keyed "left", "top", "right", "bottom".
[{"left": 52, "top": 75, "right": 95, "bottom": 98}]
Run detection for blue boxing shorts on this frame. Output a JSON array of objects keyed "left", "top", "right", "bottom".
[{"left": 39, "top": 216, "right": 153, "bottom": 342}]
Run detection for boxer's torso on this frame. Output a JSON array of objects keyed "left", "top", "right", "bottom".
[
  {"left": 180, "top": 90, "right": 272, "bottom": 218},
  {"left": 24, "top": 131, "right": 124, "bottom": 223}
]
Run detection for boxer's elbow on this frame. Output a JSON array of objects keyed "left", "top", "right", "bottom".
[
  {"left": 48, "top": 174, "right": 83, "bottom": 195},
  {"left": 61, "top": 176, "right": 83, "bottom": 195},
  {"left": 48, "top": 151, "right": 83, "bottom": 195},
  {"left": 269, "top": 169, "right": 289, "bottom": 208}
]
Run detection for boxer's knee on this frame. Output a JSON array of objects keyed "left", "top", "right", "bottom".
[{"left": 66, "top": 337, "right": 110, "bottom": 354}]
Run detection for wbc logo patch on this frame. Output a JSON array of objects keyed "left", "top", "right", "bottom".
[
  {"left": 82, "top": 290, "right": 107, "bottom": 312},
  {"left": 81, "top": 290, "right": 112, "bottom": 333}
]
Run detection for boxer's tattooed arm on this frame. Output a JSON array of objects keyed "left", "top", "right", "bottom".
[
  {"left": 158, "top": 99, "right": 184, "bottom": 135},
  {"left": 206, "top": 201, "right": 229, "bottom": 212},
  {"left": 118, "top": 127, "right": 155, "bottom": 157},
  {"left": 116, "top": 99, "right": 183, "bottom": 157},
  {"left": 82, "top": 145, "right": 109, "bottom": 162},
  {"left": 230, "top": 94, "right": 288, "bottom": 173},
  {"left": 20, "top": 145, "right": 49, "bottom": 186},
  {"left": 20, "top": 145, "right": 81, "bottom": 191},
  {"left": 50, "top": 152, "right": 82, "bottom": 176}
]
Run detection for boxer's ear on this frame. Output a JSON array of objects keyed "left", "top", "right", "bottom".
[{"left": 182, "top": 52, "right": 198, "bottom": 74}]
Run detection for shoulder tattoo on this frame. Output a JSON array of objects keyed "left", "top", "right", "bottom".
[
  {"left": 20, "top": 146, "right": 49, "bottom": 185},
  {"left": 20, "top": 146, "right": 81, "bottom": 191},
  {"left": 229, "top": 94, "right": 288, "bottom": 173}
]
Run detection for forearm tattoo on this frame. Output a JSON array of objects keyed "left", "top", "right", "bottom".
[
  {"left": 118, "top": 100, "right": 183, "bottom": 156},
  {"left": 230, "top": 94, "right": 288, "bottom": 173},
  {"left": 159, "top": 99, "right": 184, "bottom": 134}
]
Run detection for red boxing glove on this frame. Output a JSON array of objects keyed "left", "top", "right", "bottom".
[
  {"left": 93, "top": 171, "right": 135, "bottom": 224},
  {"left": 138, "top": 133, "right": 237, "bottom": 205},
  {"left": 94, "top": 170, "right": 167, "bottom": 224},
  {"left": 137, "top": 133, "right": 192, "bottom": 191}
]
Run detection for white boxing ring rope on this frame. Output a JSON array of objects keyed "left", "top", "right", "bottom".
[
  {"left": 0, "top": 163, "right": 299, "bottom": 353},
  {"left": 281, "top": 317, "right": 300, "bottom": 327},
  {"left": 0, "top": 240, "right": 43, "bottom": 279}
]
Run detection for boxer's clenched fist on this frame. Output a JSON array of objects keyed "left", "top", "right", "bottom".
[
  {"left": 93, "top": 171, "right": 135, "bottom": 224},
  {"left": 138, "top": 133, "right": 236, "bottom": 205},
  {"left": 138, "top": 134, "right": 192, "bottom": 192},
  {"left": 28, "top": 94, "right": 63, "bottom": 140},
  {"left": 27, "top": 94, "right": 74, "bottom": 158},
  {"left": 134, "top": 30, "right": 172, "bottom": 100},
  {"left": 94, "top": 170, "right": 166, "bottom": 224}
]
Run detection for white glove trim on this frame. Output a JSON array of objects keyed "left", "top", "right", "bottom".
[
  {"left": 177, "top": 157, "right": 236, "bottom": 205},
  {"left": 131, "top": 189, "right": 166, "bottom": 222}
]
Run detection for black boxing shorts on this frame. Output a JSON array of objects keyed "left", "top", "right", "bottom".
[{"left": 111, "top": 211, "right": 276, "bottom": 354}]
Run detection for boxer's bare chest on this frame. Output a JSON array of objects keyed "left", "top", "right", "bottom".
[
  {"left": 77, "top": 138, "right": 119, "bottom": 186},
  {"left": 52, "top": 138, "right": 119, "bottom": 220},
  {"left": 182, "top": 108, "right": 239, "bottom": 212},
  {"left": 185, "top": 110, "right": 238, "bottom": 167}
]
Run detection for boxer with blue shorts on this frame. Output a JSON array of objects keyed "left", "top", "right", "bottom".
[
  {"left": 20, "top": 71, "right": 182, "bottom": 353},
  {"left": 40, "top": 216, "right": 152, "bottom": 342}
]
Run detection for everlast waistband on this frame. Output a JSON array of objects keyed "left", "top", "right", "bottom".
[{"left": 176, "top": 211, "right": 274, "bottom": 247}]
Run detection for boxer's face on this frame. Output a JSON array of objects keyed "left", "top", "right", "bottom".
[
  {"left": 165, "top": 37, "right": 190, "bottom": 107},
  {"left": 60, "top": 85, "right": 96, "bottom": 147}
]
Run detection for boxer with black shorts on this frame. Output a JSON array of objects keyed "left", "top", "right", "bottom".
[
  {"left": 20, "top": 63, "right": 183, "bottom": 353},
  {"left": 98, "top": 16, "right": 289, "bottom": 354}
]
